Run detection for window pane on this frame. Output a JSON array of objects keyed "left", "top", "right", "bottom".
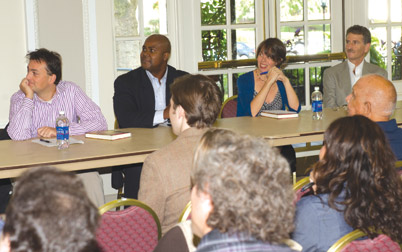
[
  {"left": 368, "top": 0, "right": 388, "bottom": 23},
  {"left": 232, "top": 29, "right": 256, "bottom": 60},
  {"left": 281, "top": 26, "right": 305, "bottom": 56},
  {"left": 116, "top": 40, "right": 141, "bottom": 71},
  {"left": 307, "top": 0, "right": 330, "bottom": 20},
  {"left": 280, "top": 0, "right": 304, "bottom": 22},
  {"left": 233, "top": 73, "right": 245, "bottom": 95},
  {"left": 283, "top": 68, "right": 305, "bottom": 105},
  {"left": 207, "top": 74, "right": 228, "bottom": 100},
  {"left": 202, "top": 30, "right": 227, "bottom": 61},
  {"left": 144, "top": 0, "right": 167, "bottom": 35},
  {"left": 231, "top": 0, "right": 255, "bottom": 24},
  {"left": 201, "top": 0, "right": 226, "bottom": 25},
  {"left": 307, "top": 24, "right": 331, "bottom": 54},
  {"left": 114, "top": 0, "right": 139, "bottom": 37},
  {"left": 392, "top": 26, "right": 402, "bottom": 80},
  {"left": 391, "top": 0, "right": 402, "bottom": 22},
  {"left": 370, "top": 27, "right": 387, "bottom": 70}
]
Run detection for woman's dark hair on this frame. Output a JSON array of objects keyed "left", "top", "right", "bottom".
[
  {"left": 256, "top": 38, "right": 287, "bottom": 67},
  {"left": 313, "top": 115, "right": 402, "bottom": 242}
]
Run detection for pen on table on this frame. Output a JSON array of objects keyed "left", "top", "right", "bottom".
[{"left": 40, "top": 138, "right": 51, "bottom": 143}]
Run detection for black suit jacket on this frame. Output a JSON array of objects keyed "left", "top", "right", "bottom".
[{"left": 113, "top": 65, "right": 188, "bottom": 128}]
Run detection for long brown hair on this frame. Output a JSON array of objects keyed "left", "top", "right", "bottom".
[{"left": 313, "top": 115, "right": 402, "bottom": 242}]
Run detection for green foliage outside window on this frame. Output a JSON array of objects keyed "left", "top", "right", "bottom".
[{"left": 370, "top": 36, "right": 386, "bottom": 70}]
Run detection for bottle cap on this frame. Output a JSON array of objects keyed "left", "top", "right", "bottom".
[{"left": 314, "top": 86, "right": 319, "bottom": 91}]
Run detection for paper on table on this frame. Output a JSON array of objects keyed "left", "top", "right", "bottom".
[{"left": 32, "top": 137, "right": 84, "bottom": 147}]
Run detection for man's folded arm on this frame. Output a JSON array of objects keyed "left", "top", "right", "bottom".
[{"left": 7, "top": 94, "right": 34, "bottom": 141}]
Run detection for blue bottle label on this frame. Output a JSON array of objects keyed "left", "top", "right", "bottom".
[
  {"left": 56, "top": 126, "right": 69, "bottom": 140},
  {"left": 312, "top": 100, "right": 323, "bottom": 112}
]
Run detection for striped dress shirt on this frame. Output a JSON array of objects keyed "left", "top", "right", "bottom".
[{"left": 8, "top": 81, "right": 107, "bottom": 140}]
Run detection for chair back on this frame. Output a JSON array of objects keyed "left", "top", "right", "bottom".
[
  {"left": 178, "top": 201, "right": 192, "bottom": 223},
  {"left": 327, "top": 229, "right": 401, "bottom": 252},
  {"left": 96, "top": 198, "right": 161, "bottom": 252},
  {"left": 293, "top": 177, "right": 311, "bottom": 203},
  {"left": 219, "top": 95, "right": 238, "bottom": 118}
]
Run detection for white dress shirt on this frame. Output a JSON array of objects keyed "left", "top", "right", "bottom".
[
  {"left": 146, "top": 69, "right": 168, "bottom": 126},
  {"left": 348, "top": 59, "right": 364, "bottom": 87}
]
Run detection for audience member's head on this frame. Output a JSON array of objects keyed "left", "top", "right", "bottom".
[
  {"left": 256, "top": 38, "right": 287, "bottom": 67},
  {"left": 140, "top": 34, "right": 171, "bottom": 75},
  {"left": 312, "top": 115, "right": 402, "bottom": 241},
  {"left": 1, "top": 166, "right": 100, "bottom": 252},
  {"left": 26, "top": 48, "right": 62, "bottom": 85},
  {"left": 169, "top": 74, "right": 222, "bottom": 135},
  {"left": 345, "top": 25, "right": 371, "bottom": 64},
  {"left": 346, "top": 25, "right": 371, "bottom": 44},
  {"left": 346, "top": 74, "right": 396, "bottom": 121},
  {"left": 191, "top": 129, "right": 295, "bottom": 243}
]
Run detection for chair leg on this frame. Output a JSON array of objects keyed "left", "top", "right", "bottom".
[{"left": 116, "top": 187, "right": 123, "bottom": 211}]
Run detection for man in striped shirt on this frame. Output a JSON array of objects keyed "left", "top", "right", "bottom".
[{"left": 7, "top": 48, "right": 108, "bottom": 207}]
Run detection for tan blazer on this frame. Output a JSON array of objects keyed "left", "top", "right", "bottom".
[
  {"left": 323, "top": 60, "right": 388, "bottom": 108},
  {"left": 138, "top": 127, "right": 206, "bottom": 236}
]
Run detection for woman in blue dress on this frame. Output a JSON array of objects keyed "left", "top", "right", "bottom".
[{"left": 292, "top": 115, "right": 402, "bottom": 252}]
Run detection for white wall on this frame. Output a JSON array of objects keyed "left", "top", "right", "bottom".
[
  {"left": 0, "top": 1, "right": 27, "bottom": 127},
  {"left": 37, "top": 0, "right": 86, "bottom": 92},
  {"left": 95, "top": 0, "right": 115, "bottom": 131}
]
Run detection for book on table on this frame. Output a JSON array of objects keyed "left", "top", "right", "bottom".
[
  {"left": 260, "top": 110, "right": 299, "bottom": 119},
  {"left": 85, "top": 130, "right": 132, "bottom": 140}
]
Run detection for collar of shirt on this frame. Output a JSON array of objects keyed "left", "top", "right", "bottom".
[
  {"left": 145, "top": 68, "right": 168, "bottom": 111},
  {"left": 347, "top": 59, "right": 364, "bottom": 87},
  {"left": 34, "top": 81, "right": 67, "bottom": 104}
]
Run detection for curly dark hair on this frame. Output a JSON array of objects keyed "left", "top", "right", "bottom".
[
  {"left": 3, "top": 166, "right": 100, "bottom": 252},
  {"left": 313, "top": 115, "right": 402, "bottom": 242},
  {"left": 192, "top": 128, "right": 295, "bottom": 243}
]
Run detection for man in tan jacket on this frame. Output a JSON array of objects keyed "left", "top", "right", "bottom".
[{"left": 138, "top": 74, "right": 222, "bottom": 236}]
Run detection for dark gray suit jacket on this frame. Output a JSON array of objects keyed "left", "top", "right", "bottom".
[{"left": 323, "top": 60, "right": 387, "bottom": 108}]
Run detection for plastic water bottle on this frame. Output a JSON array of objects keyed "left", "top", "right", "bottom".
[
  {"left": 311, "top": 86, "right": 323, "bottom": 120},
  {"left": 56, "top": 111, "right": 69, "bottom": 149}
]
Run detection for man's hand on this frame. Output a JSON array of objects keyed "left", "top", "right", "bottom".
[
  {"left": 38, "top": 127, "right": 57, "bottom": 138},
  {"left": 19, "top": 78, "right": 34, "bottom": 99},
  {"left": 163, "top": 105, "right": 170, "bottom": 119}
]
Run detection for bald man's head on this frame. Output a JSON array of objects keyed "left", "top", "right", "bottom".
[
  {"left": 346, "top": 74, "right": 396, "bottom": 121},
  {"left": 140, "top": 34, "right": 171, "bottom": 78},
  {"left": 146, "top": 34, "right": 171, "bottom": 54}
]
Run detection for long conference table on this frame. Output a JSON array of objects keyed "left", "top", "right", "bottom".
[{"left": 1, "top": 103, "right": 402, "bottom": 179}]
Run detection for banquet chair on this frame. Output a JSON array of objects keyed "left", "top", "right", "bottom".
[
  {"left": 293, "top": 177, "right": 311, "bottom": 203},
  {"left": 178, "top": 201, "right": 192, "bottom": 223},
  {"left": 96, "top": 198, "right": 161, "bottom": 252},
  {"left": 327, "top": 229, "right": 401, "bottom": 252},
  {"left": 219, "top": 95, "right": 238, "bottom": 118}
]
